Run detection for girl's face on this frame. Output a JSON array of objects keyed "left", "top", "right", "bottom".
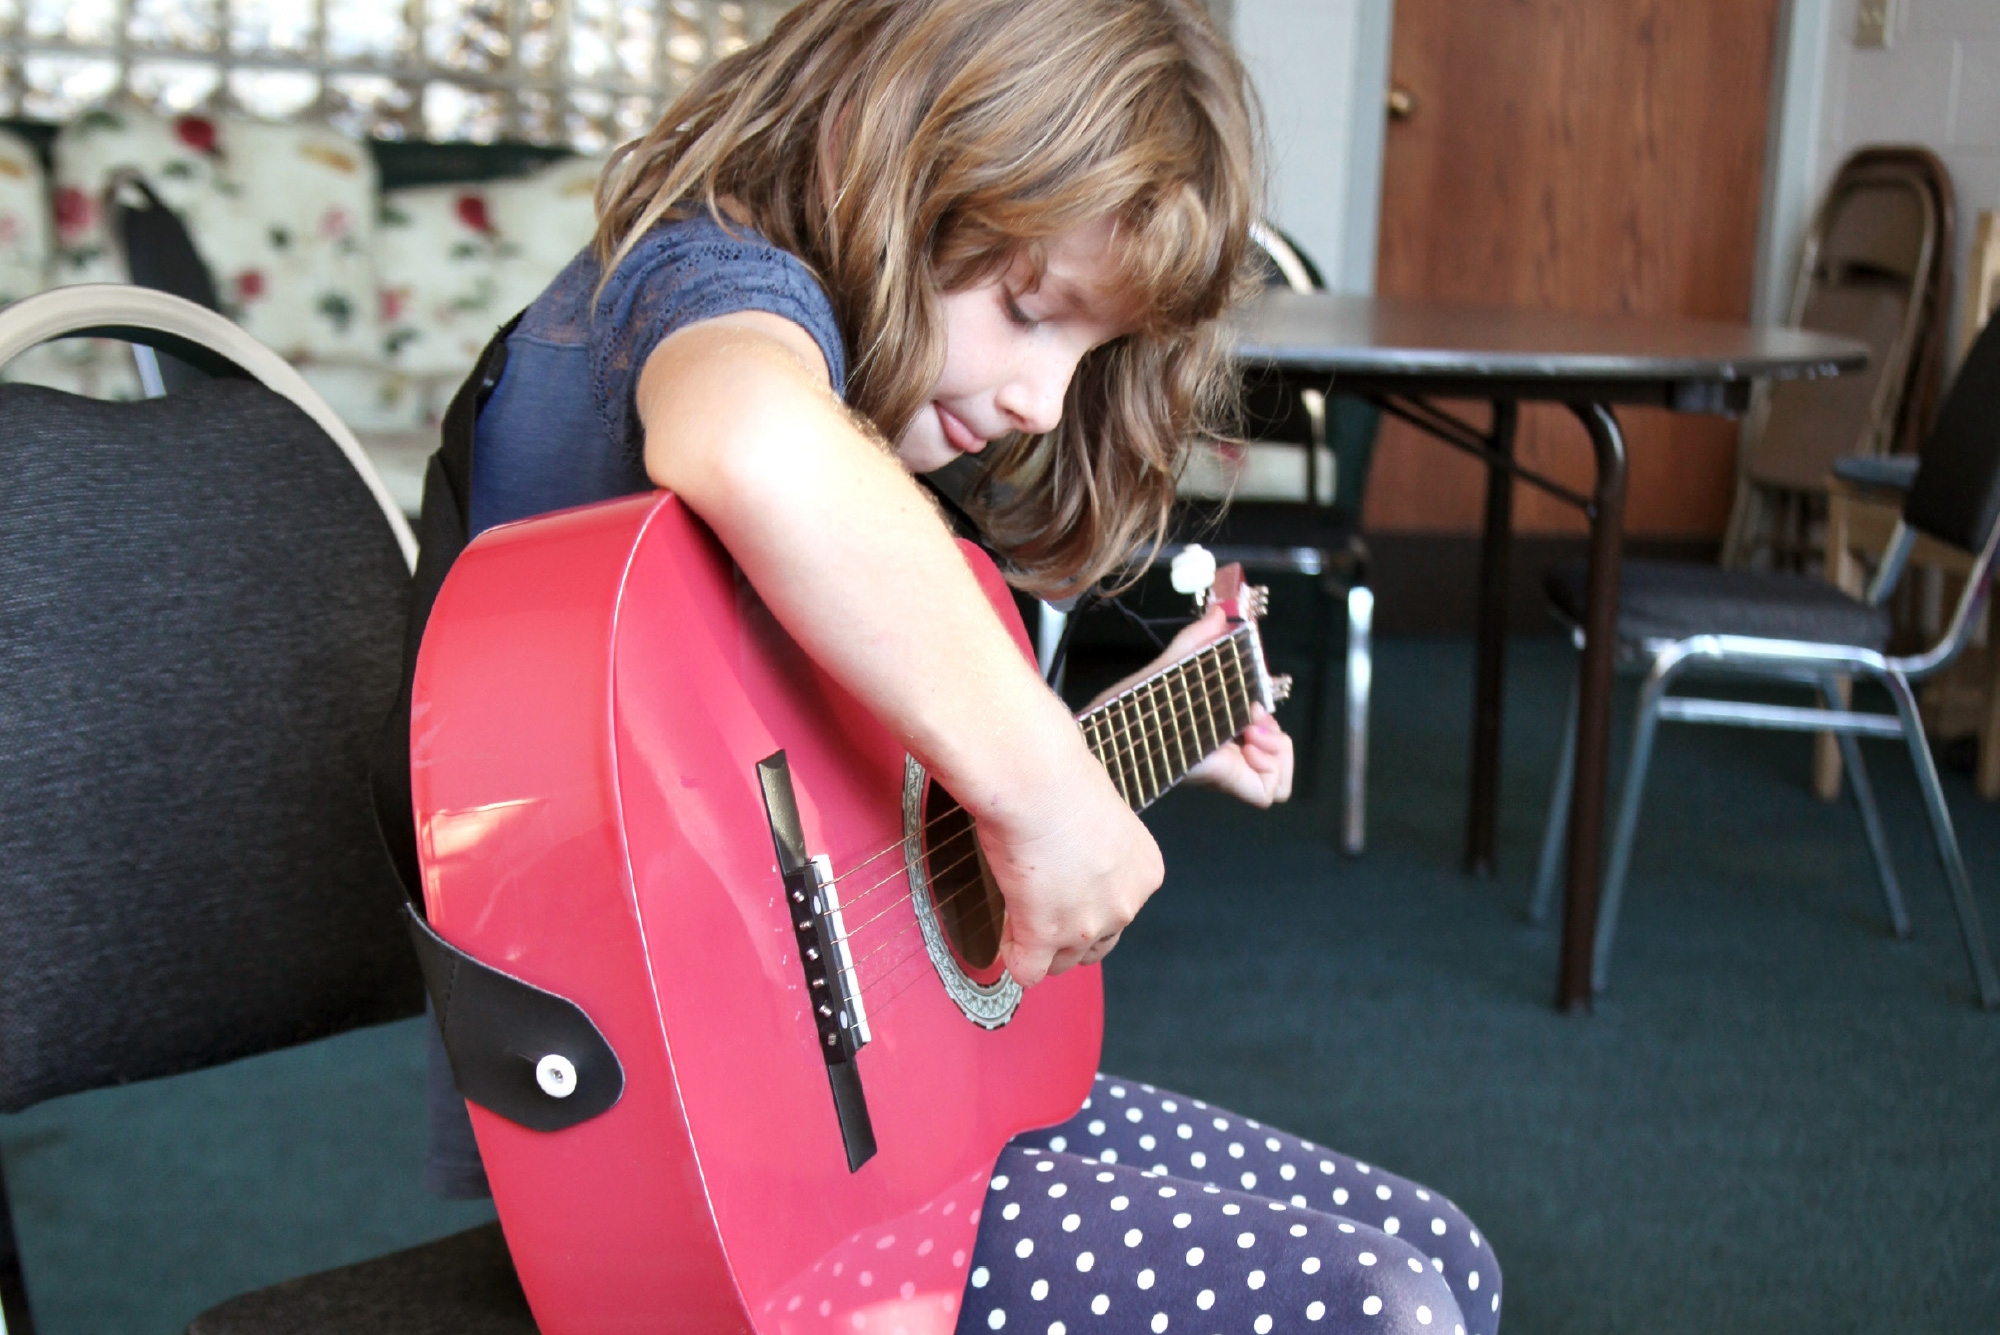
[{"left": 894, "top": 215, "right": 1136, "bottom": 474}]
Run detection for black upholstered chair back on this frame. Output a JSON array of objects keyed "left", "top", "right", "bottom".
[
  {"left": 1903, "top": 311, "right": 2000, "bottom": 555},
  {"left": 0, "top": 342, "right": 423, "bottom": 1113}
]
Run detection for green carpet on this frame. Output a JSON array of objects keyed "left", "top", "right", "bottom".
[{"left": 4, "top": 635, "right": 1997, "bottom": 1333}]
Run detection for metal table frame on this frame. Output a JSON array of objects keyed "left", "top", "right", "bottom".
[{"left": 1236, "top": 292, "right": 1868, "bottom": 1011}]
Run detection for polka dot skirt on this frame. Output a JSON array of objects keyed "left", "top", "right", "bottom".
[{"left": 957, "top": 1075, "right": 1500, "bottom": 1335}]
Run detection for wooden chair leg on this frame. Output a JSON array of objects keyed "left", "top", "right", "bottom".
[
  {"left": 1815, "top": 488, "right": 1863, "bottom": 801},
  {"left": 1813, "top": 678, "right": 1851, "bottom": 800}
]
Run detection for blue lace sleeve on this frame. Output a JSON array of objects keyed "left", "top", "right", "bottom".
[{"left": 576, "top": 214, "right": 850, "bottom": 460}]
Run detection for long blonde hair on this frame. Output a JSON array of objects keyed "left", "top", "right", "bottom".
[{"left": 595, "top": 0, "right": 1260, "bottom": 597}]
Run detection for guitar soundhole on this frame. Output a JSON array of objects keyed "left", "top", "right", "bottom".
[{"left": 923, "top": 780, "right": 1007, "bottom": 981}]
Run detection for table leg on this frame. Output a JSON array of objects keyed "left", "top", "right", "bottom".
[
  {"left": 1465, "top": 400, "right": 1518, "bottom": 875},
  {"left": 1559, "top": 402, "right": 1629, "bottom": 1012}
]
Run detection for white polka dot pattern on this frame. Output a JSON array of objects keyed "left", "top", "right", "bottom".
[{"left": 956, "top": 1074, "right": 1499, "bottom": 1335}]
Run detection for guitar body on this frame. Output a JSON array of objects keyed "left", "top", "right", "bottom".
[{"left": 411, "top": 492, "right": 1103, "bottom": 1335}]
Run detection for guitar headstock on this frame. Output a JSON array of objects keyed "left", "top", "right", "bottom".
[{"left": 1167, "top": 545, "right": 1290, "bottom": 705}]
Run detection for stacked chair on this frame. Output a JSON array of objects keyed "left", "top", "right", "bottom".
[
  {"left": 1721, "top": 148, "right": 1955, "bottom": 571},
  {"left": 1818, "top": 208, "right": 2000, "bottom": 801},
  {"left": 1528, "top": 314, "right": 2000, "bottom": 1009},
  {"left": 0, "top": 285, "right": 537, "bottom": 1331}
]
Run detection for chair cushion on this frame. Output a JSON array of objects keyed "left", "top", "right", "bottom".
[
  {"left": 1545, "top": 557, "right": 1892, "bottom": 650},
  {"left": 187, "top": 1223, "right": 537, "bottom": 1335}
]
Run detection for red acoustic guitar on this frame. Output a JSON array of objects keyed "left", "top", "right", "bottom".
[{"left": 410, "top": 491, "right": 1285, "bottom": 1334}]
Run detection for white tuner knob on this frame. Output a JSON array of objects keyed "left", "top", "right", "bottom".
[
  {"left": 535, "top": 1053, "right": 578, "bottom": 1099},
  {"left": 1170, "top": 543, "right": 1217, "bottom": 597}
]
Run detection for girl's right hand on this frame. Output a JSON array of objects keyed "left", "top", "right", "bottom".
[{"left": 979, "top": 740, "right": 1164, "bottom": 988}]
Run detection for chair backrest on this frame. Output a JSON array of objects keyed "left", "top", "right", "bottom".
[
  {"left": 1745, "top": 151, "right": 1947, "bottom": 492},
  {"left": 1217, "top": 224, "right": 1378, "bottom": 516},
  {"left": 1904, "top": 306, "right": 2000, "bottom": 558},
  {"left": 1962, "top": 209, "right": 2000, "bottom": 363},
  {"left": 0, "top": 287, "right": 425, "bottom": 1114}
]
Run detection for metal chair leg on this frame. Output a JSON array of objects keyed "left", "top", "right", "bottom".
[
  {"left": 1293, "top": 566, "right": 1333, "bottom": 806},
  {"left": 1529, "top": 670, "right": 1579, "bottom": 924},
  {"left": 1341, "top": 584, "right": 1373, "bottom": 855},
  {"left": 1592, "top": 666, "right": 1671, "bottom": 993},
  {"left": 1035, "top": 602, "right": 1067, "bottom": 684},
  {"left": 1817, "top": 676, "right": 1911, "bottom": 938},
  {"left": 0, "top": 1152, "right": 35, "bottom": 1335},
  {"left": 1884, "top": 670, "right": 2000, "bottom": 1009}
]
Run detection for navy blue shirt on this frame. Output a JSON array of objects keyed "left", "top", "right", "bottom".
[
  {"left": 427, "top": 211, "right": 848, "bottom": 1201},
  {"left": 469, "top": 211, "right": 849, "bottom": 536}
]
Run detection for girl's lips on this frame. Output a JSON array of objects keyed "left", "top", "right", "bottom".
[{"left": 935, "top": 404, "right": 986, "bottom": 454}]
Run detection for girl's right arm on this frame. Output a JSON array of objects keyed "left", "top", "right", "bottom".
[{"left": 635, "top": 311, "right": 1164, "bottom": 985}]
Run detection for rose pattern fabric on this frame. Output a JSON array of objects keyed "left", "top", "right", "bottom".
[
  {"left": 2, "top": 108, "right": 605, "bottom": 437},
  {"left": 0, "top": 128, "right": 49, "bottom": 309},
  {"left": 379, "top": 154, "right": 606, "bottom": 393}
]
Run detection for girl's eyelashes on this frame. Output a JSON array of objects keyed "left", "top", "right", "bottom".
[{"left": 1002, "top": 290, "right": 1040, "bottom": 330}]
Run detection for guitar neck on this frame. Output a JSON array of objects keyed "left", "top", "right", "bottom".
[{"left": 1076, "top": 625, "right": 1270, "bottom": 812}]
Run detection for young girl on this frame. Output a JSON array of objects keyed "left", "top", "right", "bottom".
[{"left": 405, "top": 1, "right": 1502, "bottom": 1330}]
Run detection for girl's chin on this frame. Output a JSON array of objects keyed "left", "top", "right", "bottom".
[{"left": 893, "top": 428, "right": 959, "bottom": 474}]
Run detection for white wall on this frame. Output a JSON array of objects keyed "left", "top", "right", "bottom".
[
  {"left": 1231, "top": 0, "right": 1392, "bottom": 293},
  {"left": 1764, "top": 0, "right": 2000, "bottom": 350}
]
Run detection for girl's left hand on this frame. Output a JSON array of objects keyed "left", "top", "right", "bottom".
[
  {"left": 1087, "top": 601, "right": 1296, "bottom": 808},
  {"left": 1185, "top": 702, "right": 1293, "bottom": 807}
]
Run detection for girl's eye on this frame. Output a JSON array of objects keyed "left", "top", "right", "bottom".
[{"left": 1003, "top": 292, "right": 1039, "bottom": 330}]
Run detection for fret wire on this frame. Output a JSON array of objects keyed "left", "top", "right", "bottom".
[
  {"left": 1136, "top": 695, "right": 1168, "bottom": 807},
  {"left": 1107, "top": 696, "right": 1142, "bottom": 807},
  {"left": 1126, "top": 691, "right": 1162, "bottom": 804},
  {"left": 1081, "top": 712, "right": 1112, "bottom": 805},
  {"left": 1207, "top": 643, "right": 1235, "bottom": 748},
  {"left": 1092, "top": 709, "right": 1135, "bottom": 808},
  {"left": 1207, "top": 639, "right": 1243, "bottom": 738},
  {"left": 1224, "top": 634, "right": 1252, "bottom": 731},
  {"left": 1160, "top": 659, "right": 1184, "bottom": 775},
  {"left": 1192, "top": 643, "right": 1223, "bottom": 753},
  {"left": 1156, "top": 670, "right": 1192, "bottom": 779},
  {"left": 1107, "top": 694, "right": 1145, "bottom": 807},
  {"left": 1140, "top": 678, "right": 1175, "bottom": 795}
]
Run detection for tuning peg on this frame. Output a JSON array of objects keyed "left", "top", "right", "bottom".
[
  {"left": 1270, "top": 673, "right": 1293, "bottom": 704},
  {"left": 1249, "top": 585, "right": 1272, "bottom": 618},
  {"left": 1171, "top": 544, "right": 1218, "bottom": 610}
]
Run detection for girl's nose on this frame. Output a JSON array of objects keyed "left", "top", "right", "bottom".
[{"left": 996, "top": 355, "right": 1071, "bottom": 437}]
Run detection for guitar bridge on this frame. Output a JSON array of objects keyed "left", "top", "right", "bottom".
[
  {"left": 757, "top": 751, "right": 877, "bottom": 1172},
  {"left": 795, "top": 852, "right": 872, "bottom": 1058}
]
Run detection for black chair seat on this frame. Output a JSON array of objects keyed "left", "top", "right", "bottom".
[
  {"left": 1546, "top": 556, "right": 1892, "bottom": 650},
  {"left": 188, "top": 1224, "right": 537, "bottom": 1335}
]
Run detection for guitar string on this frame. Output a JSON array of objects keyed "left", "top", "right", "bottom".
[
  {"left": 836, "top": 826, "right": 981, "bottom": 944},
  {"left": 833, "top": 649, "right": 1253, "bottom": 931},
  {"left": 811, "top": 631, "right": 1262, "bottom": 954},
  {"left": 841, "top": 666, "right": 1248, "bottom": 991},
  {"left": 818, "top": 632, "right": 1256, "bottom": 914},
  {"left": 820, "top": 628, "right": 1268, "bottom": 1020},
  {"left": 832, "top": 675, "right": 1263, "bottom": 1013}
]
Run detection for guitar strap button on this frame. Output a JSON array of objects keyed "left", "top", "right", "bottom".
[{"left": 535, "top": 1053, "right": 579, "bottom": 1099}]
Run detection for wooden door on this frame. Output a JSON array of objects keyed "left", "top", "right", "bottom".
[{"left": 1366, "top": 0, "right": 1783, "bottom": 536}]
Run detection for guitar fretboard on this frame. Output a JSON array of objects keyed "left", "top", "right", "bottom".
[{"left": 1076, "top": 627, "right": 1261, "bottom": 812}]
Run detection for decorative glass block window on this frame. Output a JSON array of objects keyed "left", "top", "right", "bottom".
[{"left": 0, "top": 0, "right": 791, "bottom": 148}]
